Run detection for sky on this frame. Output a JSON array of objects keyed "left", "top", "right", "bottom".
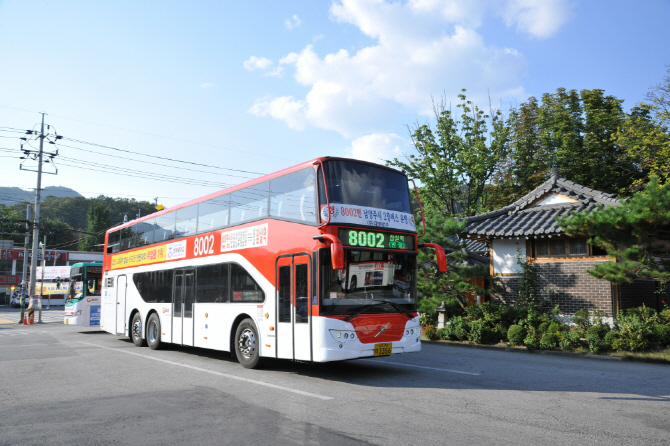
[{"left": 0, "top": 0, "right": 668, "bottom": 210}]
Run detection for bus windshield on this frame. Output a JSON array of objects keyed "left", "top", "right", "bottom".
[
  {"left": 321, "top": 160, "right": 411, "bottom": 213},
  {"left": 319, "top": 249, "right": 417, "bottom": 315}
]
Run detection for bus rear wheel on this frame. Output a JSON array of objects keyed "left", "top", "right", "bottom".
[
  {"left": 235, "top": 318, "right": 261, "bottom": 369},
  {"left": 147, "top": 313, "right": 162, "bottom": 350},
  {"left": 131, "top": 313, "right": 146, "bottom": 347}
]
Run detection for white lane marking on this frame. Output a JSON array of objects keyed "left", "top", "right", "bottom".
[
  {"left": 78, "top": 342, "right": 334, "bottom": 400},
  {"left": 360, "top": 359, "right": 480, "bottom": 375},
  {"left": 0, "top": 342, "right": 65, "bottom": 348}
]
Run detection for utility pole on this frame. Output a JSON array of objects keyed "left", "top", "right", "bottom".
[
  {"left": 19, "top": 205, "right": 31, "bottom": 324},
  {"left": 19, "top": 112, "right": 60, "bottom": 312},
  {"left": 38, "top": 236, "right": 46, "bottom": 322},
  {"left": 28, "top": 113, "right": 45, "bottom": 312}
]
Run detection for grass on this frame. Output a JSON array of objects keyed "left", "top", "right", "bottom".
[{"left": 611, "top": 348, "right": 670, "bottom": 365}]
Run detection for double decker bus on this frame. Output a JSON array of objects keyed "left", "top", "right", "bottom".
[
  {"left": 100, "top": 157, "right": 446, "bottom": 368},
  {"left": 65, "top": 262, "right": 102, "bottom": 326}
]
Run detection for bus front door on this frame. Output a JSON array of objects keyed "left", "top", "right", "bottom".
[
  {"left": 116, "top": 275, "right": 127, "bottom": 335},
  {"left": 276, "top": 254, "right": 311, "bottom": 361},
  {"left": 172, "top": 269, "right": 194, "bottom": 346}
]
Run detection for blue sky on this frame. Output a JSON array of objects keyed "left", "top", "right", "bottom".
[{"left": 0, "top": 0, "right": 668, "bottom": 208}]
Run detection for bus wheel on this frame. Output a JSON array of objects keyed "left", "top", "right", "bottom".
[
  {"left": 147, "top": 313, "right": 162, "bottom": 350},
  {"left": 235, "top": 319, "right": 261, "bottom": 369},
  {"left": 131, "top": 313, "right": 146, "bottom": 347},
  {"left": 350, "top": 276, "right": 357, "bottom": 292}
]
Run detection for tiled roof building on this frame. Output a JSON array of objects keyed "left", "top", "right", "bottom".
[{"left": 459, "top": 169, "right": 666, "bottom": 315}]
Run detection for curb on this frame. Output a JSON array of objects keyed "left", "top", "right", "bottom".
[{"left": 422, "top": 339, "right": 623, "bottom": 361}]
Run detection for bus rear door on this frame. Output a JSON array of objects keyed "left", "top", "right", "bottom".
[
  {"left": 276, "top": 254, "right": 311, "bottom": 361},
  {"left": 172, "top": 268, "right": 195, "bottom": 346}
]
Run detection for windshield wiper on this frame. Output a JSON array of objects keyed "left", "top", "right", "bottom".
[{"left": 344, "top": 299, "right": 415, "bottom": 322}]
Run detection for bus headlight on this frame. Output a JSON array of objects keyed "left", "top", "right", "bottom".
[
  {"left": 404, "top": 327, "right": 419, "bottom": 336},
  {"left": 329, "top": 330, "right": 356, "bottom": 342},
  {"left": 74, "top": 310, "right": 82, "bottom": 317}
]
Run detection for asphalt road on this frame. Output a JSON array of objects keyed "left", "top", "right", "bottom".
[{"left": 1, "top": 308, "right": 669, "bottom": 445}]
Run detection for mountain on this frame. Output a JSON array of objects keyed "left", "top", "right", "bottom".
[{"left": 0, "top": 186, "right": 83, "bottom": 206}]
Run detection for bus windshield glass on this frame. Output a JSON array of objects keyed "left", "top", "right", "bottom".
[
  {"left": 319, "top": 249, "right": 417, "bottom": 315},
  {"left": 321, "top": 160, "right": 411, "bottom": 213}
]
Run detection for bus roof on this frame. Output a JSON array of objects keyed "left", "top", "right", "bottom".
[{"left": 106, "top": 156, "right": 406, "bottom": 234}]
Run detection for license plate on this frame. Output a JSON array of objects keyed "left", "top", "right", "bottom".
[
  {"left": 374, "top": 343, "right": 392, "bottom": 356},
  {"left": 65, "top": 319, "right": 69, "bottom": 325}
]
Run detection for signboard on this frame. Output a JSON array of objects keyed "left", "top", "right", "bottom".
[
  {"left": 0, "top": 249, "right": 69, "bottom": 262},
  {"left": 338, "top": 228, "right": 415, "bottom": 251},
  {"left": 36, "top": 266, "right": 71, "bottom": 280},
  {"left": 321, "top": 204, "right": 416, "bottom": 232},
  {"left": 0, "top": 275, "right": 20, "bottom": 284}
]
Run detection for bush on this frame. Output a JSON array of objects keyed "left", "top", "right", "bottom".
[
  {"left": 587, "top": 324, "right": 610, "bottom": 339},
  {"left": 444, "top": 316, "right": 469, "bottom": 341},
  {"left": 507, "top": 325, "right": 526, "bottom": 346},
  {"left": 524, "top": 333, "right": 540, "bottom": 350},
  {"left": 660, "top": 309, "right": 670, "bottom": 325},
  {"left": 540, "top": 332, "right": 559, "bottom": 350},
  {"left": 586, "top": 333, "right": 607, "bottom": 353},
  {"left": 422, "top": 325, "right": 437, "bottom": 340},
  {"left": 615, "top": 310, "right": 654, "bottom": 352},
  {"left": 573, "top": 309, "right": 591, "bottom": 329},
  {"left": 538, "top": 322, "right": 550, "bottom": 334},
  {"left": 467, "top": 320, "right": 495, "bottom": 344},
  {"left": 559, "top": 329, "right": 582, "bottom": 351},
  {"left": 653, "top": 324, "right": 670, "bottom": 346},
  {"left": 547, "top": 322, "right": 560, "bottom": 334},
  {"left": 604, "top": 330, "right": 621, "bottom": 346}
]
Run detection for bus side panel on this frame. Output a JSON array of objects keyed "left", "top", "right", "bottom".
[
  {"left": 101, "top": 278, "right": 116, "bottom": 334},
  {"left": 193, "top": 303, "right": 232, "bottom": 351}
]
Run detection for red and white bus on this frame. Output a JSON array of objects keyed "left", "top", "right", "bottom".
[{"left": 100, "top": 157, "right": 446, "bottom": 368}]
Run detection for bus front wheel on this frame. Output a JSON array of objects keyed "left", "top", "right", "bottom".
[
  {"left": 235, "top": 319, "right": 261, "bottom": 369},
  {"left": 131, "top": 313, "right": 146, "bottom": 347},
  {"left": 147, "top": 313, "right": 162, "bottom": 350}
]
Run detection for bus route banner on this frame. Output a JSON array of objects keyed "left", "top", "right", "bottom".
[
  {"left": 110, "top": 242, "right": 173, "bottom": 270},
  {"left": 320, "top": 204, "right": 416, "bottom": 231},
  {"left": 221, "top": 223, "right": 268, "bottom": 252}
]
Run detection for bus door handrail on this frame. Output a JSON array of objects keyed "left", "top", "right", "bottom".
[{"left": 409, "top": 179, "right": 426, "bottom": 238}]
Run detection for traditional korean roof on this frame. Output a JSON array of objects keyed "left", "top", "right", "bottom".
[{"left": 462, "top": 169, "right": 620, "bottom": 240}]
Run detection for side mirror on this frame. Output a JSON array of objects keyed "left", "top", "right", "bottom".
[{"left": 418, "top": 243, "right": 448, "bottom": 273}]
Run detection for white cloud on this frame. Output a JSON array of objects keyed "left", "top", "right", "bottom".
[
  {"left": 249, "top": 0, "right": 571, "bottom": 138},
  {"left": 499, "top": 0, "right": 572, "bottom": 39},
  {"left": 285, "top": 14, "right": 302, "bottom": 30},
  {"left": 243, "top": 56, "right": 273, "bottom": 71},
  {"left": 346, "top": 133, "right": 409, "bottom": 164},
  {"left": 201, "top": 83, "right": 214, "bottom": 88}
]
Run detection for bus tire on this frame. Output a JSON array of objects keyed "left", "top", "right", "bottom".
[
  {"left": 146, "top": 313, "right": 162, "bottom": 350},
  {"left": 131, "top": 313, "right": 146, "bottom": 347},
  {"left": 235, "top": 318, "right": 261, "bottom": 369}
]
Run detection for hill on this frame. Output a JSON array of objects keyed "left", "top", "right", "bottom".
[{"left": 0, "top": 186, "right": 83, "bottom": 206}]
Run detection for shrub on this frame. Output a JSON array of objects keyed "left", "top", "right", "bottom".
[
  {"left": 422, "top": 325, "right": 437, "bottom": 340},
  {"left": 538, "top": 322, "right": 550, "bottom": 334},
  {"left": 573, "top": 309, "right": 591, "bottom": 329},
  {"left": 436, "top": 327, "right": 449, "bottom": 340},
  {"left": 540, "top": 332, "right": 559, "bottom": 350},
  {"left": 524, "top": 333, "right": 540, "bottom": 350},
  {"left": 493, "top": 322, "right": 508, "bottom": 343},
  {"left": 587, "top": 324, "right": 610, "bottom": 339},
  {"left": 586, "top": 333, "right": 607, "bottom": 353},
  {"left": 444, "top": 316, "right": 469, "bottom": 341},
  {"left": 615, "top": 310, "right": 654, "bottom": 351},
  {"left": 507, "top": 325, "right": 526, "bottom": 346},
  {"left": 559, "top": 329, "right": 583, "bottom": 351},
  {"left": 547, "top": 322, "right": 560, "bottom": 334},
  {"left": 653, "top": 324, "right": 670, "bottom": 346},
  {"left": 660, "top": 309, "right": 670, "bottom": 325},
  {"left": 467, "top": 320, "right": 495, "bottom": 344},
  {"left": 604, "top": 330, "right": 621, "bottom": 346}
]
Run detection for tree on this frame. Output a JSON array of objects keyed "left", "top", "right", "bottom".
[
  {"left": 416, "top": 216, "right": 496, "bottom": 316},
  {"left": 388, "top": 90, "right": 510, "bottom": 217},
  {"left": 78, "top": 204, "right": 112, "bottom": 251},
  {"left": 557, "top": 176, "right": 670, "bottom": 283}
]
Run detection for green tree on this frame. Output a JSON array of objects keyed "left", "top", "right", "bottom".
[
  {"left": 79, "top": 204, "right": 112, "bottom": 251},
  {"left": 388, "top": 90, "right": 510, "bottom": 217},
  {"left": 417, "top": 216, "right": 495, "bottom": 316},
  {"left": 557, "top": 176, "right": 670, "bottom": 283},
  {"left": 41, "top": 217, "right": 78, "bottom": 250}
]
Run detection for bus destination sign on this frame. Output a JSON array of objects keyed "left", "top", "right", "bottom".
[{"left": 338, "top": 228, "right": 415, "bottom": 251}]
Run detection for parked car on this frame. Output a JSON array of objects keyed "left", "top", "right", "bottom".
[{"left": 10, "top": 293, "right": 28, "bottom": 308}]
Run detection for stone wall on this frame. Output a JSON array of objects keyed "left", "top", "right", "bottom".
[{"left": 492, "top": 259, "right": 614, "bottom": 316}]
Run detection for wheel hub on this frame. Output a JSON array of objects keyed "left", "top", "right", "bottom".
[
  {"left": 132, "top": 319, "right": 142, "bottom": 339},
  {"left": 238, "top": 329, "right": 256, "bottom": 358},
  {"left": 148, "top": 322, "right": 157, "bottom": 343}
]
